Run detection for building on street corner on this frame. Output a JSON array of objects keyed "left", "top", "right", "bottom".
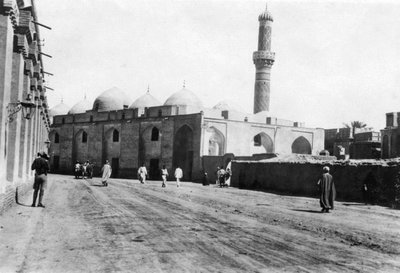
[{"left": 0, "top": 0, "right": 51, "bottom": 213}]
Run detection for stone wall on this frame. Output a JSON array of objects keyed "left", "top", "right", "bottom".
[
  {"left": 0, "top": 1, "right": 50, "bottom": 214},
  {"left": 231, "top": 159, "right": 400, "bottom": 206}
]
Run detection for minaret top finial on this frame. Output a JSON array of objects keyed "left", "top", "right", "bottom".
[
  {"left": 147, "top": 84, "right": 150, "bottom": 93},
  {"left": 84, "top": 92, "right": 87, "bottom": 100},
  {"left": 61, "top": 96, "right": 64, "bottom": 103},
  {"left": 259, "top": 2, "right": 273, "bottom": 22}
]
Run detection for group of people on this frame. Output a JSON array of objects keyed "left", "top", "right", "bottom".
[
  {"left": 74, "top": 160, "right": 94, "bottom": 179},
  {"left": 136, "top": 163, "right": 183, "bottom": 188},
  {"left": 30, "top": 151, "right": 337, "bottom": 213}
]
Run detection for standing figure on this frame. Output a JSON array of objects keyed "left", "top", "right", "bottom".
[
  {"left": 31, "top": 152, "right": 50, "bottom": 208},
  {"left": 217, "top": 166, "right": 226, "bottom": 187},
  {"left": 101, "top": 160, "right": 112, "bottom": 187},
  {"left": 174, "top": 166, "right": 183, "bottom": 187},
  {"left": 74, "top": 161, "right": 81, "bottom": 179},
  {"left": 138, "top": 163, "right": 148, "bottom": 184},
  {"left": 317, "top": 166, "right": 336, "bottom": 213},
  {"left": 82, "top": 161, "right": 89, "bottom": 178},
  {"left": 161, "top": 165, "right": 168, "bottom": 187},
  {"left": 202, "top": 171, "right": 209, "bottom": 186},
  {"left": 86, "top": 161, "right": 93, "bottom": 179}
]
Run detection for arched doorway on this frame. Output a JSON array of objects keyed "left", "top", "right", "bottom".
[
  {"left": 205, "top": 127, "right": 225, "bottom": 156},
  {"left": 252, "top": 132, "right": 273, "bottom": 153},
  {"left": 103, "top": 128, "right": 120, "bottom": 177},
  {"left": 139, "top": 125, "right": 162, "bottom": 179},
  {"left": 73, "top": 129, "right": 88, "bottom": 163},
  {"left": 291, "top": 136, "right": 312, "bottom": 154},
  {"left": 173, "top": 125, "right": 193, "bottom": 180}
]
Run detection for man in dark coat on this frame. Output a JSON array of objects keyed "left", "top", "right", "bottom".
[
  {"left": 317, "top": 166, "right": 336, "bottom": 213},
  {"left": 31, "top": 152, "right": 50, "bottom": 208}
]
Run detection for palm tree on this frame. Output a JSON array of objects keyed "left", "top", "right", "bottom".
[{"left": 343, "top": 121, "right": 367, "bottom": 137}]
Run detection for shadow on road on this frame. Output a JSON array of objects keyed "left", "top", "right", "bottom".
[
  {"left": 291, "top": 209, "right": 322, "bottom": 214},
  {"left": 15, "top": 187, "right": 32, "bottom": 207},
  {"left": 343, "top": 203, "right": 367, "bottom": 206}
]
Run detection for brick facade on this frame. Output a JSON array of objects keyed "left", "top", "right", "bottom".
[{"left": 0, "top": 0, "right": 51, "bottom": 214}]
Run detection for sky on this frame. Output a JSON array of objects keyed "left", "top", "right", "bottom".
[{"left": 34, "top": 0, "right": 400, "bottom": 130}]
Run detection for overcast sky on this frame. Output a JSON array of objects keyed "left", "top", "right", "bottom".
[{"left": 35, "top": 0, "right": 400, "bottom": 130}]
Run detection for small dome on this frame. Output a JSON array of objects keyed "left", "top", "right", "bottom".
[
  {"left": 92, "top": 87, "right": 131, "bottom": 112},
  {"left": 213, "top": 100, "right": 245, "bottom": 113},
  {"left": 68, "top": 98, "right": 92, "bottom": 114},
  {"left": 259, "top": 4, "right": 273, "bottom": 22},
  {"left": 164, "top": 87, "right": 203, "bottom": 107},
  {"left": 49, "top": 101, "right": 70, "bottom": 116},
  {"left": 129, "top": 91, "right": 161, "bottom": 109}
]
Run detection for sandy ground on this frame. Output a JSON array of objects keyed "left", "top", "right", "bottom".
[{"left": 0, "top": 174, "right": 399, "bottom": 273}]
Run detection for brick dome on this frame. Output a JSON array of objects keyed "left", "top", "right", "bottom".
[
  {"left": 92, "top": 87, "right": 131, "bottom": 112},
  {"left": 49, "top": 101, "right": 70, "bottom": 116},
  {"left": 68, "top": 98, "right": 92, "bottom": 114},
  {"left": 129, "top": 91, "right": 161, "bottom": 109},
  {"left": 164, "top": 87, "right": 203, "bottom": 107}
]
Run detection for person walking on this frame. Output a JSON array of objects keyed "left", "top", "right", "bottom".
[
  {"left": 317, "top": 166, "right": 336, "bottom": 213},
  {"left": 138, "top": 163, "right": 148, "bottom": 184},
  {"left": 31, "top": 152, "right": 50, "bottom": 208},
  {"left": 101, "top": 160, "right": 112, "bottom": 187},
  {"left": 161, "top": 165, "right": 168, "bottom": 187},
  {"left": 174, "top": 166, "right": 183, "bottom": 187}
]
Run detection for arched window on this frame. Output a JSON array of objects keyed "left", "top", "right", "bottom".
[
  {"left": 158, "top": 109, "right": 162, "bottom": 117},
  {"left": 82, "top": 131, "right": 87, "bottom": 143},
  {"left": 151, "top": 127, "right": 159, "bottom": 141},
  {"left": 291, "top": 136, "right": 311, "bottom": 154},
  {"left": 113, "top": 129, "right": 119, "bottom": 142},
  {"left": 62, "top": 118, "right": 65, "bottom": 124},
  {"left": 54, "top": 132, "right": 59, "bottom": 143},
  {"left": 253, "top": 134, "right": 261, "bottom": 146}
]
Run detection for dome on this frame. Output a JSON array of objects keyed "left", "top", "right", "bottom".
[
  {"left": 92, "top": 87, "right": 131, "bottom": 112},
  {"left": 164, "top": 87, "right": 203, "bottom": 107},
  {"left": 129, "top": 91, "right": 161, "bottom": 109},
  {"left": 213, "top": 100, "right": 245, "bottom": 113},
  {"left": 68, "top": 98, "right": 92, "bottom": 114},
  {"left": 49, "top": 101, "right": 70, "bottom": 116},
  {"left": 258, "top": 4, "right": 273, "bottom": 22}
]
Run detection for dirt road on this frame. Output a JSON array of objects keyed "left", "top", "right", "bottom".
[{"left": 0, "top": 174, "right": 399, "bottom": 273}]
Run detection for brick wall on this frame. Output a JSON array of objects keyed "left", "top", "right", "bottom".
[{"left": 231, "top": 160, "right": 400, "bottom": 207}]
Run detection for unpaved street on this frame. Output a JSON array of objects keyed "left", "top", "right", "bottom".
[{"left": 0, "top": 174, "right": 399, "bottom": 273}]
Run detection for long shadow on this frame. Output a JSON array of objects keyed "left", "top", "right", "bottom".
[
  {"left": 343, "top": 203, "right": 368, "bottom": 207},
  {"left": 15, "top": 187, "right": 32, "bottom": 207},
  {"left": 292, "top": 209, "right": 322, "bottom": 214},
  {"left": 91, "top": 184, "right": 105, "bottom": 187}
]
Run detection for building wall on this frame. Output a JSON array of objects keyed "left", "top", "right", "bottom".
[
  {"left": 203, "top": 118, "right": 324, "bottom": 157},
  {"left": 231, "top": 160, "right": 399, "bottom": 206},
  {"left": 0, "top": 0, "right": 51, "bottom": 214},
  {"left": 50, "top": 111, "right": 204, "bottom": 181}
]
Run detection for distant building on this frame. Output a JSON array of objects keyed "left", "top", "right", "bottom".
[
  {"left": 381, "top": 112, "right": 400, "bottom": 158},
  {"left": 325, "top": 127, "right": 381, "bottom": 159},
  {"left": 49, "top": 5, "right": 325, "bottom": 181}
]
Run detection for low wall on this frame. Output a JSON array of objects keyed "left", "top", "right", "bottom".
[{"left": 231, "top": 159, "right": 400, "bottom": 206}]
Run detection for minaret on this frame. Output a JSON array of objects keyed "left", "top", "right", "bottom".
[{"left": 253, "top": 3, "right": 275, "bottom": 114}]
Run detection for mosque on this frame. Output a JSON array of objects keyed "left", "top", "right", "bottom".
[{"left": 49, "top": 5, "right": 324, "bottom": 181}]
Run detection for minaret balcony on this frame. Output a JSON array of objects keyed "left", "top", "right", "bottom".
[{"left": 253, "top": 51, "right": 275, "bottom": 61}]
